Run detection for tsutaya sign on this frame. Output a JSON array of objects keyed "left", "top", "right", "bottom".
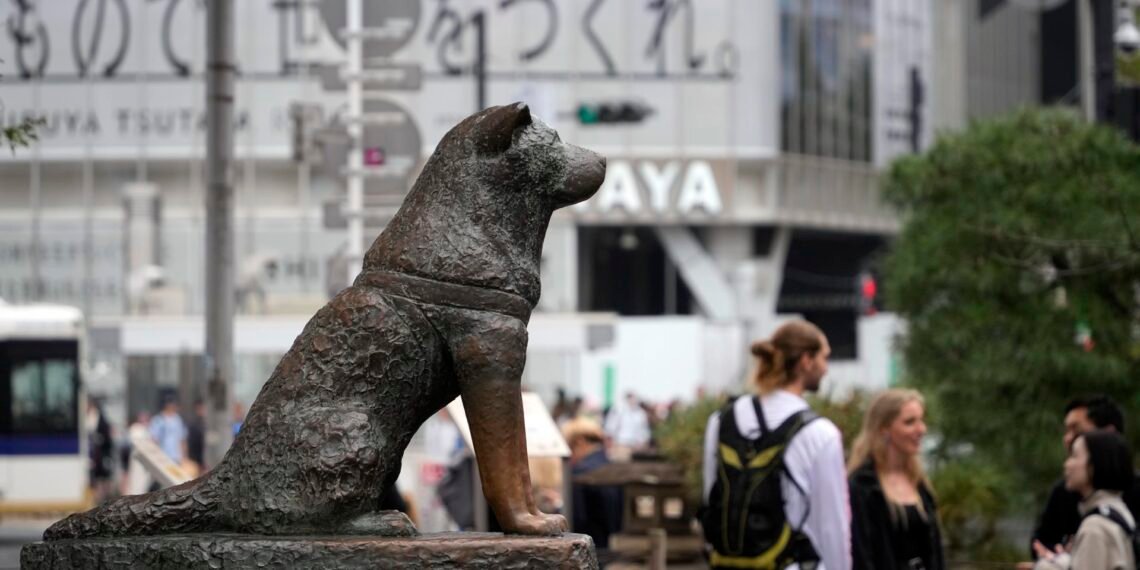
[{"left": 572, "top": 159, "right": 733, "bottom": 222}]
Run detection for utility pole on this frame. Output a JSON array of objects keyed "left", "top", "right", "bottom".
[
  {"left": 1079, "top": 0, "right": 1118, "bottom": 123},
  {"left": 205, "top": 0, "right": 236, "bottom": 468},
  {"left": 1093, "top": 0, "right": 1118, "bottom": 122},
  {"left": 1080, "top": 0, "right": 1100, "bottom": 121},
  {"left": 345, "top": 0, "right": 364, "bottom": 285},
  {"left": 474, "top": 11, "right": 487, "bottom": 112}
]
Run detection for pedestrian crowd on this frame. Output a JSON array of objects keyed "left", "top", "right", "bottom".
[
  {"left": 85, "top": 394, "right": 248, "bottom": 501},
  {"left": 82, "top": 319, "right": 1138, "bottom": 570},
  {"left": 695, "top": 319, "right": 1137, "bottom": 570}
]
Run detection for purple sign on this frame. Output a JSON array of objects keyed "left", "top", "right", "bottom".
[{"left": 364, "top": 147, "right": 386, "bottom": 166}]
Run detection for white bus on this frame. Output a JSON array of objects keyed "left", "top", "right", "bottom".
[{"left": 0, "top": 301, "right": 86, "bottom": 513}]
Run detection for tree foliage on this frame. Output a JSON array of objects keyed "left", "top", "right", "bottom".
[
  {"left": 1, "top": 59, "right": 43, "bottom": 151},
  {"left": 884, "top": 108, "right": 1140, "bottom": 495},
  {"left": 2, "top": 117, "right": 44, "bottom": 151},
  {"left": 655, "top": 395, "right": 725, "bottom": 504}
]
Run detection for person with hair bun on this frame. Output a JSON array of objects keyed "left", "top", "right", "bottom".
[
  {"left": 701, "top": 320, "right": 850, "bottom": 570},
  {"left": 1034, "top": 430, "right": 1137, "bottom": 570},
  {"left": 848, "top": 389, "right": 945, "bottom": 570}
]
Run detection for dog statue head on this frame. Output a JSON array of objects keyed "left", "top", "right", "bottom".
[{"left": 363, "top": 103, "right": 606, "bottom": 305}]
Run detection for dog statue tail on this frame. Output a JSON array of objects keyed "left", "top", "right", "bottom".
[{"left": 43, "top": 475, "right": 220, "bottom": 540}]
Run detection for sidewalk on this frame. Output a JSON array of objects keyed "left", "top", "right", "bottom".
[{"left": 0, "top": 517, "right": 56, "bottom": 570}]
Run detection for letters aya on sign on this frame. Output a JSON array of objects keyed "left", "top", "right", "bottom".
[{"left": 572, "top": 159, "right": 733, "bottom": 222}]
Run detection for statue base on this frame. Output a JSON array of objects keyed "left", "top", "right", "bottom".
[{"left": 22, "top": 532, "right": 598, "bottom": 569}]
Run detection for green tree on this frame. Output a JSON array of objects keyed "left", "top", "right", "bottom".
[{"left": 883, "top": 108, "right": 1140, "bottom": 497}]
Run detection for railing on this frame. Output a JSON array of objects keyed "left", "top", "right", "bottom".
[{"left": 774, "top": 154, "right": 899, "bottom": 233}]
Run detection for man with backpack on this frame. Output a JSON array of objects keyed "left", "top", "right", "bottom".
[{"left": 702, "top": 321, "right": 851, "bottom": 570}]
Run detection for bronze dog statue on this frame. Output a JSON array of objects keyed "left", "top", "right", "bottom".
[{"left": 46, "top": 103, "right": 606, "bottom": 539}]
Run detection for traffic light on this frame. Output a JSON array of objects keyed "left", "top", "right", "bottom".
[
  {"left": 858, "top": 272, "right": 878, "bottom": 316},
  {"left": 576, "top": 101, "right": 655, "bottom": 125}
]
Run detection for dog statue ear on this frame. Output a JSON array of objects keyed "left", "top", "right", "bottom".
[{"left": 476, "top": 102, "right": 532, "bottom": 155}]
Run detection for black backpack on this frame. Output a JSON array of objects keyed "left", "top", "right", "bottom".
[
  {"left": 701, "top": 396, "right": 820, "bottom": 570},
  {"left": 1084, "top": 505, "right": 1140, "bottom": 566}
]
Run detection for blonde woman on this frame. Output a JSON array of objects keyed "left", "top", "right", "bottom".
[
  {"left": 848, "top": 389, "right": 944, "bottom": 570},
  {"left": 701, "top": 320, "right": 850, "bottom": 570}
]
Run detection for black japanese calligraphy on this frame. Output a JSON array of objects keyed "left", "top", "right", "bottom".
[
  {"left": 71, "top": 0, "right": 129, "bottom": 77},
  {"left": 6, "top": 0, "right": 49, "bottom": 78}
]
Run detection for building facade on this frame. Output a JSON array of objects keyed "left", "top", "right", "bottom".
[{"left": 0, "top": 0, "right": 938, "bottom": 424}]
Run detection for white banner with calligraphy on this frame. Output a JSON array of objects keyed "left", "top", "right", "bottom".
[{"left": 0, "top": 0, "right": 779, "bottom": 162}]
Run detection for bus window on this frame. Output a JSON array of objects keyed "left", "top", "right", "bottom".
[
  {"left": 43, "top": 360, "right": 77, "bottom": 432},
  {"left": 3, "top": 341, "right": 79, "bottom": 437},
  {"left": 11, "top": 361, "right": 45, "bottom": 432}
]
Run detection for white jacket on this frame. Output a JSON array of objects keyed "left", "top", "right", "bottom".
[{"left": 1035, "top": 490, "right": 1136, "bottom": 570}]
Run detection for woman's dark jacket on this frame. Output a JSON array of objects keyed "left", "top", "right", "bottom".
[{"left": 849, "top": 460, "right": 946, "bottom": 570}]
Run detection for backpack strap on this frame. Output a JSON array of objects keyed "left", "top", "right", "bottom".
[
  {"left": 774, "top": 411, "right": 821, "bottom": 530},
  {"left": 773, "top": 410, "right": 822, "bottom": 565},
  {"left": 771, "top": 410, "right": 821, "bottom": 489},
  {"left": 752, "top": 396, "right": 768, "bottom": 439},
  {"left": 1088, "top": 505, "right": 1137, "bottom": 535},
  {"left": 716, "top": 396, "right": 742, "bottom": 443}
]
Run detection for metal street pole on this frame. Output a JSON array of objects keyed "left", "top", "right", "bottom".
[
  {"left": 205, "top": 0, "right": 236, "bottom": 468},
  {"left": 1080, "top": 0, "right": 1097, "bottom": 122},
  {"left": 345, "top": 0, "right": 364, "bottom": 285},
  {"left": 1080, "top": 0, "right": 1119, "bottom": 123},
  {"left": 1094, "top": 0, "right": 1118, "bottom": 122},
  {"left": 474, "top": 11, "right": 487, "bottom": 112}
]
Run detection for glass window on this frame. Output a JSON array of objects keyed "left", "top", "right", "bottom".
[
  {"left": 11, "top": 361, "right": 44, "bottom": 432},
  {"left": 3, "top": 341, "right": 79, "bottom": 436},
  {"left": 780, "top": 0, "right": 874, "bottom": 162},
  {"left": 43, "top": 360, "right": 77, "bottom": 432}
]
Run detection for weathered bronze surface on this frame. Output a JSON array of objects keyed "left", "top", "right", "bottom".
[
  {"left": 22, "top": 532, "right": 599, "bottom": 569},
  {"left": 43, "top": 103, "right": 605, "bottom": 541}
]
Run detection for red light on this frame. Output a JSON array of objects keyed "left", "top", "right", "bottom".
[
  {"left": 860, "top": 275, "right": 877, "bottom": 316},
  {"left": 861, "top": 275, "right": 877, "bottom": 299}
]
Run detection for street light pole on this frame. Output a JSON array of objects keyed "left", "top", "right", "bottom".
[
  {"left": 345, "top": 0, "right": 364, "bottom": 285},
  {"left": 1080, "top": 0, "right": 1099, "bottom": 121},
  {"left": 205, "top": 0, "right": 236, "bottom": 468},
  {"left": 474, "top": 11, "right": 487, "bottom": 112}
]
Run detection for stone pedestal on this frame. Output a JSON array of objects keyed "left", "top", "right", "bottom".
[{"left": 22, "top": 532, "right": 597, "bottom": 569}]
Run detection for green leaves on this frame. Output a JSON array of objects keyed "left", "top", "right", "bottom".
[
  {"left": 2, "top": 117, "right": 45, "bottom": 152},
  {"left": 654, "top": 396, "right": 725, "bottom": 504},
  {"left": 885, "top": 107, "right": 1140, "bottom": 499},
  {"left": 0, "top": 59, "right": 44, "bottom": 152}
]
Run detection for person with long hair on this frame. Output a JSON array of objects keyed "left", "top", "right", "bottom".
[
  {"left": 848, "top": 389, "right": 945, "bottom": 570},
  {"left": 701, "top": 320, "right": 850, "bottom": 570},
  {"left": 1031, "top": 396, "right": 1140, "bottom": 560},
  {"left": 1033, "top": 430, "right": 1136, "bottom": 570}
]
